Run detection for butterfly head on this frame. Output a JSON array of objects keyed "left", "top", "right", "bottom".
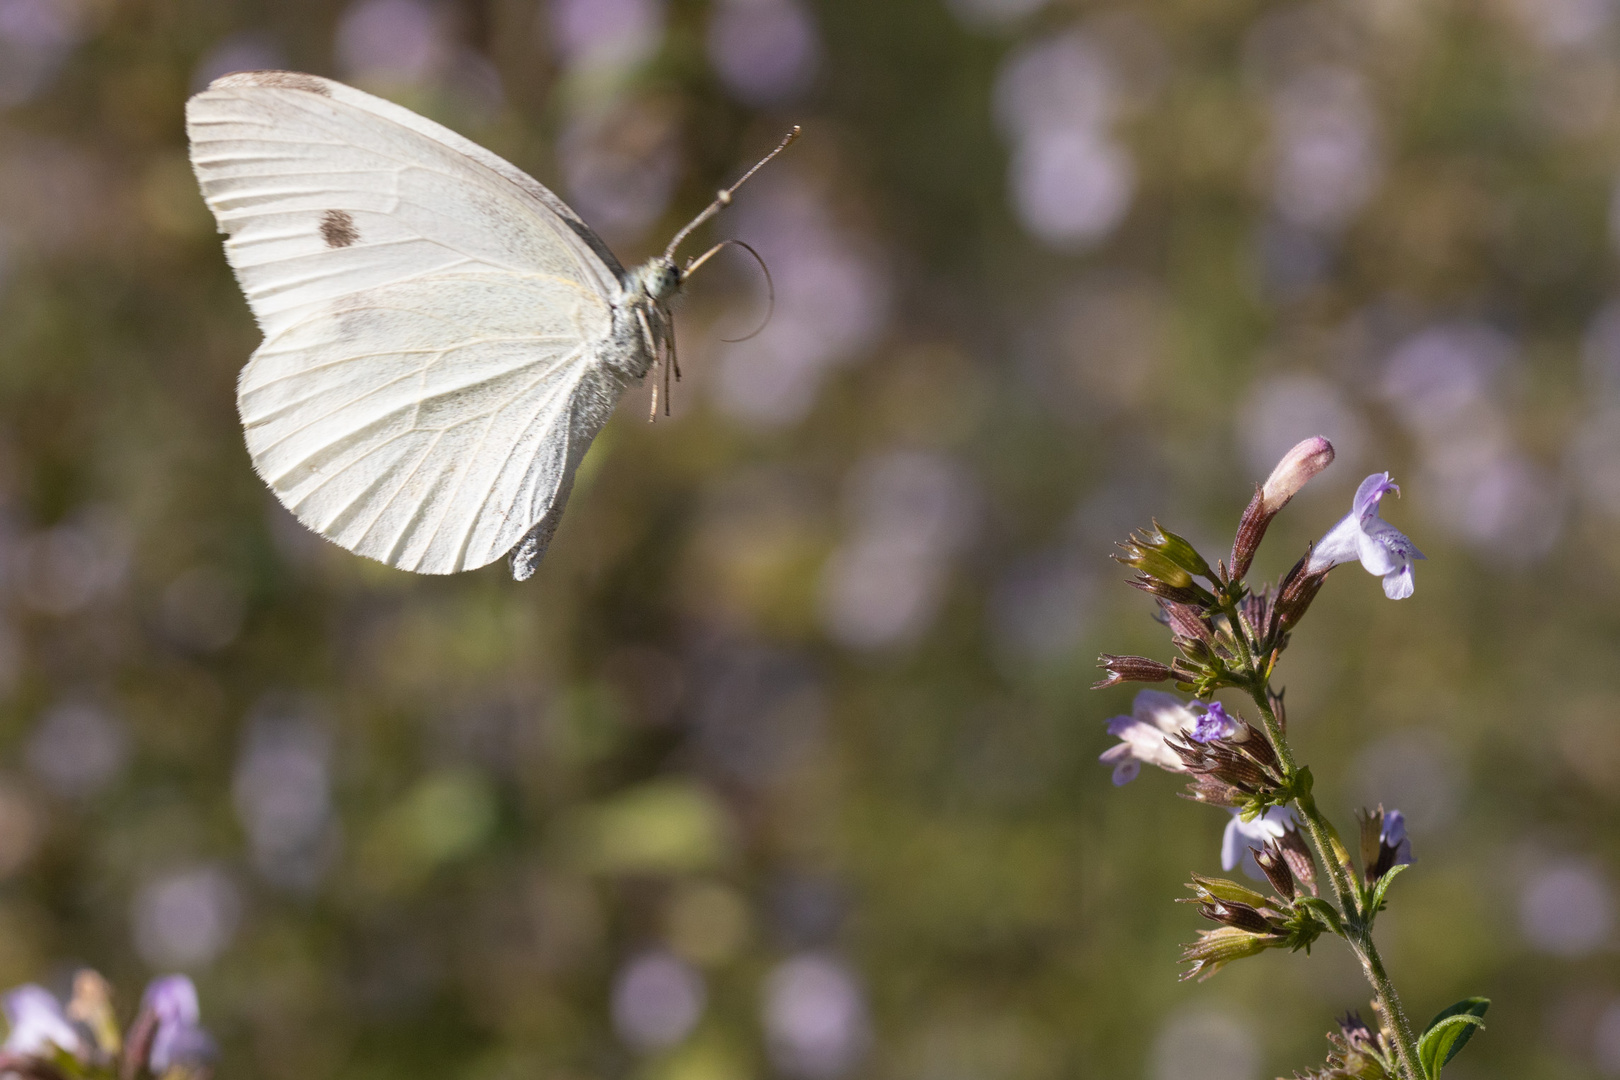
[{"left": 639, "top": 257, "right": 684, "bottom": 304}]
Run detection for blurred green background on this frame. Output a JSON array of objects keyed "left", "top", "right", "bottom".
[{"left": 1, "top": 0, "right": 1618, "bottom": 1076}]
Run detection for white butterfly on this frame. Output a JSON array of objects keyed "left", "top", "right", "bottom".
[{"left": 186, "top": 70, "right": 794, "bottom": 579}]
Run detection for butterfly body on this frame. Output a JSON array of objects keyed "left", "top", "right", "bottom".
[{"left": 608, "top": 256, "right": 684, "bottom": 383}]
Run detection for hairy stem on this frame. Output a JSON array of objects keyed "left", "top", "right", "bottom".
[
  {"left": 1354, "top": 933, "right": 1424, "bottom": 1080},
  {"left": 1247, "top": 690, "right": 1355, "bottom": 914},
  {"left": 1246, "top": 685, "right": 1423, "bottom": 1079},
  {"left": 1221, "top": 600, "right": 1257, "bottom": 676}
]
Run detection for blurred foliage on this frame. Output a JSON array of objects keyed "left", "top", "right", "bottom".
[{"left": 1, "top": 0, "right": 1620, "bottom": 1078}]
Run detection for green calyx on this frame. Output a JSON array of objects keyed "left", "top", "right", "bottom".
[
  {"left": 1116, "top": 524, "right": 1216, "bottom": 591},
  {"left": 1151, "top": 523, "right": 1215, "bottom": 580},
  {"left": 1178, "top": 925, "right": 1281, "bottom": 981},
  {"left": 1185, "top": 874, "right": 1270, "bottom": 909}
]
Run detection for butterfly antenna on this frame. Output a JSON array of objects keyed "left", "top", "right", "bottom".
[
  {"left": 684, "top": 239, "right": 775, "bottom": 343},
  {"left": 663, "top": 126, "right": 801, "bottom": 261}
]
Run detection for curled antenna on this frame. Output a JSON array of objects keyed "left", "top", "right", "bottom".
[
  {"left": 663, "top": 126, "right": 801, "bottom": 261},
  {"left": 684, "top": 239, "right": 774, "bottom": 343}
]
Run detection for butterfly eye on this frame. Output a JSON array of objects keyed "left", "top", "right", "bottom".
[{"left": 644, "top": 259, "right": 682, "bottom": 301}]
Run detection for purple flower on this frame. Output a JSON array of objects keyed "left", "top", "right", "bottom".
[
  {"left": 1381, "top": 810, "right": 1413, "bottom": 867},
  {"left": 1098, "top": 690, "right": 1200, "bottom": 785},
  {"left": 1306, "top": 473, "right": 1425, "bottom": 599},
  {"left": 142, "top": 976, "right": 214, "bottom": 1074},
  {"left": 1191, "top": 701, "right": 1240, "bottom": 743},
  {"left": 1222, "top": 807, "right": 1294, "bottom": 880},
  {"left": 2, "top": 984, "right": 84, "bottom": 1059}
]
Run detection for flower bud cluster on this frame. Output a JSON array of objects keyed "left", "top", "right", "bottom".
[
  {"left": 1157, "top": 600, "right": 1239, "bottom": 697},
  {"left": 1255, "top": 821, "right": 1317, "bottom": 900},
  {"left": 1108, "top": 522, "right": 1288, "bottom": 698},
  {"left": 1115, "top": 523, "right": 1217, "bottom": 608},
  {"left": 1290, "top": 1008, "right": 1398, "bottom": 1080},
  {"left": 1096, "top": 439, "right": 1427, "bottom": 706},
  {"left": 1168, "top": 705, "right": 1287, "bottom": 812},
  {"left": 1177, "top": 872, "right": 1330, "bottom": 982}
]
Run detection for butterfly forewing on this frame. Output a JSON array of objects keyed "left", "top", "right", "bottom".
[{"left": 187, "top": 71, "right": 633, "bottom": 574}]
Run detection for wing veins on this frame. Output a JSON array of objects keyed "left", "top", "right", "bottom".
[
  {"left": 419, "top": 350, "right": 590, "bottom": 568},
  {"left": 255, "top": 284, "right": 592, "bottom": 352},
  {"left": 254, "top": 337, "right": 590, "bottom": 461},
  {"left": 216, "top": 94, "right": 611, "bottom": 286},
  {"left": 288, "top": 431, "right": 434, "bottom": 527},
  {"left": 354, "top": 428, "right": 447, "bottom": 553},
  {"left": 249, "top": 335, "right": 580, "bottom": 381}
]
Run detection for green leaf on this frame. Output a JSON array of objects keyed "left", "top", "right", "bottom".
[
  {"left": 1417, "top": 1015, "right": 1483, "bottom": 1078},
  {"left": 1417, "top": 997, "right": 1489, "bottom": 1078},
  {"left": 1364, "top": 861, "right": 1410, "bottom": 919},
  {"left": 1293, "top": 765, "right": 1314, "bottom": 798},
  {"left": 1294, "top": 896, "right": 1346, "bottom": 937}
]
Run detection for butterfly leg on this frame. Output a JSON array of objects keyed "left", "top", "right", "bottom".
[
  {"left": 636, "top": 306, "right": 662, "bottom": 421},
  {"left": 662, "top": 327, "right": 673, "bottom": 415},
  {"left": 668, "top": 314, "right": 682, "bottom": 382}
]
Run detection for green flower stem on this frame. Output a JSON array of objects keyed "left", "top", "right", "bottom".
[
  {"left": 1220, "top": 600, "right": 1257, "bottom": 675},
  {"left": 1246, "top": 690, "right": 1355, "bottom": 911},
  {"left": 1245, "top": 684, "right": 1424, "bottom": 1080},
  {"left": 1354, "top": 930, "right": 1424, "bottom": 1080}
]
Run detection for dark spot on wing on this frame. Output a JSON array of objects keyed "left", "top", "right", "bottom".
[
  {"left": 320, "top": 209, "right": 359, "bottom": 249},
  {"left": 214, "top": 71, "right": 332, "bottom": 96}
]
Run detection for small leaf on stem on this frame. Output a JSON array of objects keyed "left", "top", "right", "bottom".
[{"left": 1417, "top": 998, "right": 1489, "bottom": 1078}]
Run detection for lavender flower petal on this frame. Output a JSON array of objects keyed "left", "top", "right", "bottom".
[
  {"left": 2, "top": 985, "right": 83, "bottom": 1059},
  {"left": 1306, "top": 472, "right": 1424, "bottom": 598},
  {"left": 1098, "top": 690, "right": 1201, "bottom": 784},
  {"left": 142, "top": 976, "right": 215, "bottom": 1074},
  {"left": 1191, "top": 702, "right": 1239, "bottom": 743},
  {"left": 1382, "top": 809, "right": 1413, "bottom": 866},
  {"left": 1221, "top": 808, "right": 1294, "bottom": 879}
]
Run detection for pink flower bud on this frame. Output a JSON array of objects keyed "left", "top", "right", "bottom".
[
  {"left": 1228, "top": 437, "right": 1335, "bottom": 581},
  {"left": 1259, "top": 437, "right": 1335, "bottom": 513}
]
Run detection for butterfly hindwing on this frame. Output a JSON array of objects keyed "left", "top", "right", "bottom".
[{"left": 239, "top": 273, "right": 627, "bottom": 574}]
